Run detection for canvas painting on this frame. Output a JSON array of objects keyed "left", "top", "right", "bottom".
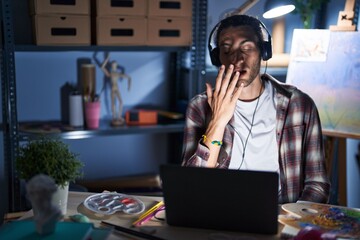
[{"left": 286, "top": 29, "right": 360, "bottom": 138}]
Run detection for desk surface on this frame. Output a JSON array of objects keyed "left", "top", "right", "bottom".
[{"left": 23, "top": 191, "right": 285, "bottom": 240}]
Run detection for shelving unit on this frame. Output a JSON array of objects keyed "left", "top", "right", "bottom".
[
  {"left": 1, "top": 0, "right": 208, "bottom": 212},
  {"left": 19, "top": 120, "right": 185, "bottom": 141}
]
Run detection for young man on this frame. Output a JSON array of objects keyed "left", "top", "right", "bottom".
[{"left": 181, "top": 14, "right": 330, "bottom": 204}]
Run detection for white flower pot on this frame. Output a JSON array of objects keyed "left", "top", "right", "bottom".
[{"left": 52, "top": 182, "right": 69, "bottom": 215}]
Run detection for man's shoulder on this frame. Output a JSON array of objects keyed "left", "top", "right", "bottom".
[
  {"left": 264, "top": 74, "right": 313, "bottom": 101},
  {"left": 189, "top": 92, "right": 208, "bottom": 104}
]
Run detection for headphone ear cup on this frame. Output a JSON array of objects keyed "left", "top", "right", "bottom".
[
  {"left": 210, "top": 47, "right": 221, "bottom": 67},
  {"left": 262, "top": 41, "right": 272, "bottom": 61}
]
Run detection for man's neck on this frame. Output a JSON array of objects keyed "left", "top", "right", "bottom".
[{"left": 238, "top": 76, "right": 263, "bottom": 101}]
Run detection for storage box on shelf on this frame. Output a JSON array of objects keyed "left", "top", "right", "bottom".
[
  {"left": 147, "top": 17, "right": 192, "bottom": 46},
  {"left": 148, "top": 0, "right": 192, "bottom": 17},
  {"left": 30, "top": 0, "right": 90, "bottom": 15},
  {"left": 30, "top": 0, "right": 91, "bottom": 46},
  {"left": 95, "top": 0, "right": 147, "bottom": 45},
  {"left": 96, "top": 16, "right": 147, "bottom": 45},
  {"left": 96, "top": 0, "right": 147, "bottom": 16},
  {"left": 147, "top": 0, "right": 192, "bottom": 46},
  {"left": 33, "top": 15, "right": 91, "bottom": 46}
]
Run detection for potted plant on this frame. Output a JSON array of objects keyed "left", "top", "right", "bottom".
[
  {"left": 15, "top": 136, "right": 84, "bottom": 214},
  {"left": 293, "top": 0, "right": 330, "bottom": 29}
]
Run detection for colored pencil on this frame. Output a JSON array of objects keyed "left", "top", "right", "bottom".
[{"left": 132, "top": 201, "right": 164, "bottom": 226}]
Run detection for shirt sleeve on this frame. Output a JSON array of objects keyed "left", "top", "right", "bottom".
[
  {"left": 299, "top": 97, "right": 330, "bottom": 203},
  {"left": 181, "top": 94, "right": 211, "bottom": 167}
]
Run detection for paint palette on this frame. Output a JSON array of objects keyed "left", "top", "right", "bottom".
[
  {"left": 83, "top": 192, "right": 145, "bottom": 215},
  {"left": 279, "top": 201, "right": 360, "bottom": 238}
]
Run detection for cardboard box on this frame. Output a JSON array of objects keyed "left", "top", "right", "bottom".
[
  {"left": 147, "top": 17, "right": 191, "bottom": 46},
  {"left": 148, "top": 0, "right": 192, "bottom": 17},
  {"left": 30, "top": 0, "right": 90, "bottom": 15},
  {"left": 126, "top": 110, "right": 158, "bottom": 125},
  {"left": 33, "top": 14, "right": 91, "bottom": 45},
  {"left": 96, "top": 0, "right": 147, "bottom": 16},
  {"left": 96, "top": 16, "right": 147, "bottom": 45}
]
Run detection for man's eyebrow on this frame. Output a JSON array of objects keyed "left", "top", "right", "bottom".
[
  {"left": 239, "top": 39, "right": 253, "bottom": 45},
  {"left": 218, "top": 36, "right": 232, "bottom": 44},
  {"left": 219, "top": 38, "right": 254, "bottom": 46}
]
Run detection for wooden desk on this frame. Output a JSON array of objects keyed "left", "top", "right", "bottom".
[{"left": 23, "top": 191, "right": 284, "bottom": 239}]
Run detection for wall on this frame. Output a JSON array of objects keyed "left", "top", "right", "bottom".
[{"left": 14, "top": 51, "right": 172, "bottom": 180}]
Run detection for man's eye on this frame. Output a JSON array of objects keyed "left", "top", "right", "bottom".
[
  {"left": 220, "top": 44, "right": 231, "bottom": 53},
  {"left": 220, "top": 43, "right": 230, "bottom": 48},
  {"left": 241, "top": 46, "right": 255, "bottom": 52}
]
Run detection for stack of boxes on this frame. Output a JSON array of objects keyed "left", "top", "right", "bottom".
[
  {"left": 30, "top": 0, "right": 192, "bottom": 46},
  {"left": 30, "top": 0, "right": 91, "bottom": 45}
]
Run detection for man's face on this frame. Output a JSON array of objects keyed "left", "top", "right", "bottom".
[{"left": 218, "top": 26, "right": 261, "bottom": 87}]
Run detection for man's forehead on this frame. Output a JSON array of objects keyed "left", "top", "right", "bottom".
[{"left": 218, "top": 25, "right": 257, "bottom": 42}]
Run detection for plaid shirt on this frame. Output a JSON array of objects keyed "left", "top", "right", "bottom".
[{"left": 181, "top": 74, "right": 330, "bottom": 204}]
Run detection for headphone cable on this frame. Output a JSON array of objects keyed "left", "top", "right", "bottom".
[{"left": 237, "top": 82, "right": 263, "bottom": 170}]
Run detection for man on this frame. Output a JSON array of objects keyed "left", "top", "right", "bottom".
[{"left": 181, "top": 14, "right": 330, "bottom": 204}]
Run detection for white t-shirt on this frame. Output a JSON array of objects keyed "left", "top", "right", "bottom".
[{"left": 229, "top": 81, "right": 279, "bottom": 173}]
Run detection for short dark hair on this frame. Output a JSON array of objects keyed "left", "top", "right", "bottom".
[{"left": 215, "top": 15, "right": 264, "bottom": 54}]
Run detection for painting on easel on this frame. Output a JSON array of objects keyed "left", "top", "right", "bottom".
[{"left": 286, "top": 29, "right": 360, "bottom": 138}]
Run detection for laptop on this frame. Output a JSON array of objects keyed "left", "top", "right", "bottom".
[{"left": 159, "top": 164, "right": 279, "bottom": 235}]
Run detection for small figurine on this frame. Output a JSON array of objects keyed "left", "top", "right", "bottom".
[
  {"left": 26, "top": 174, "right": 63, "bottom": 235},
  {"left": 98, "top": 53, "right": 132, "bottom": 126}
]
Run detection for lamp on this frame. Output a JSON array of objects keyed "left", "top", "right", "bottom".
[
  {"left": 263, "top": 0, "right": 295, "bottom": 19},
  {"left": 262, "top": 0, "right": 295, "bottom": 67}
]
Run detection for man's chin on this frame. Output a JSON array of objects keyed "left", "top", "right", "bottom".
[{"left": 236, "top": 79, "right": 249, "bottom": 88}]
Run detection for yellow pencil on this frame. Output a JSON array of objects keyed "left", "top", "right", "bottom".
[
  {"left": 132, "top": 201, "right": 164, "bottom": 226},
  {"left": 139, "top": 201, "right": 164, "bottom": 219}
]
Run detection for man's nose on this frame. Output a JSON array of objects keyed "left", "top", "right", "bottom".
[{"left": 231, "top": 49, "right": 245, "bottom": 64}]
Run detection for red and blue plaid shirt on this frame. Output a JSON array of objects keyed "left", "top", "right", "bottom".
[{"left": 181, "top": 74, "right": 330, "bottom": 204}]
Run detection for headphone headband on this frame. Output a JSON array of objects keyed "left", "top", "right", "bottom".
[{"left": 208, "top": 15, "right": 272, "bottom": 66}]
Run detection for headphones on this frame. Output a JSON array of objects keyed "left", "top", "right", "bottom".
[{"left": 208, "top": 15, "right": 272, "bottom": 67}]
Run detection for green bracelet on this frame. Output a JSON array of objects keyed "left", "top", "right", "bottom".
[
  {"left": 202, "top": 135, "right": 223, "bottom": 146},
  {"left": 211, "top": 140, "right": 223, "bottom": 146}
]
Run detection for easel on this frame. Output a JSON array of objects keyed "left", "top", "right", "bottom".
[
  {"left": 324, "top": 129, "right": 360, "bottom": 207},
  {"left": 329, "top": 0, "right": 358, "bottom": 31},
  {"left": 325, "top": 0, "right": 359, "bottom": 206},
  {"left": 323, "top": 132, "right": 348, "bottom": 206}
]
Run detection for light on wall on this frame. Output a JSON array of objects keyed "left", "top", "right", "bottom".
[{"left": 262, "top": 0, "right": 295, "bottom": 67}]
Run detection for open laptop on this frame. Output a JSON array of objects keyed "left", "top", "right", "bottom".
[{"left": 159, "top": 164, "right": 279, "bottom": 235}]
